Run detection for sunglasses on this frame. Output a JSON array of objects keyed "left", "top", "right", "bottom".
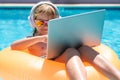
[{"left": 34, "top": 19, "right": 48, "bottom": 27}]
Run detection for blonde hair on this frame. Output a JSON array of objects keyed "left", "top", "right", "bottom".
[
  {"left": 29, "top": 1, "right": 60, "bottom": 36},
  {"left": 33, "top": 3, "right": 58, "bottom": 19}
]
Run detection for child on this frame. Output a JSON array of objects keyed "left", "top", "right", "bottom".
[{"left": 11, "top": 1, "right": 120, "bottom": 80}]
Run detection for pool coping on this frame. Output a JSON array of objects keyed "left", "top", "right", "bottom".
[{"left": 0, "top": 3, "right": 120, "bottom": 8}]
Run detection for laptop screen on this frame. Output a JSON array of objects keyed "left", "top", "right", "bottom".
[{"left": 47, "top": 9, "right": 105, "bottom": 59}]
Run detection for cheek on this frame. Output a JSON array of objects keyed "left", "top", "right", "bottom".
[
  {"left": 35, "top": 25, "right": 48, "bottom": 34},
  {"left": 35, "top": 26, "right": 42, "bottom": 32}
]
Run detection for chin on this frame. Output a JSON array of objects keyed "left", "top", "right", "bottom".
[{"left": 41, "top": 32, "right": 48, "bottom": 35}]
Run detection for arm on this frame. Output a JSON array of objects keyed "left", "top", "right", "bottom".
[{"left": 11, "top": 35, "right": 47, "bottom": 50}]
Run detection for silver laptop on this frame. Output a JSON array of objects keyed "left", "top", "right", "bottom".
[{"left": 47, "top": 9, "right": 105, "bottom": 59}]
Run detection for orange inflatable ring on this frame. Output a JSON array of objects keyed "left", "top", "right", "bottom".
[{"left": 0, "top": 44, "right": 120, "bottom": 80}]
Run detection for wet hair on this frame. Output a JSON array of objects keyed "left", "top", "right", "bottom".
[{"left": 33, "top": 28, "right": 37, "bottom": 36}]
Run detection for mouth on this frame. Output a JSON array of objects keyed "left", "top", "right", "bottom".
[
  {"left": 42, "top": 29, "right": 48, "bottom": 31},
  {"left": 41, "top": 29, "right": 48, "bottom": 33},
  {"left": 39, "top": 27, "right": 48, "bottom": 34}
]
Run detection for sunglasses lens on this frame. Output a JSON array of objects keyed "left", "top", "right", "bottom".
[{"left": 35, "top": 20, "right": 44, "bottom": 27}]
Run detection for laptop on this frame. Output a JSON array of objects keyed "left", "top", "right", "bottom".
[{"left": 47, "top": 9, "right": 105, "bottom": 59}]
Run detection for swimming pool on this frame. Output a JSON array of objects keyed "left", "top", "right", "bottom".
[{"left": 0, "top": 6, "right": 120, "bottom": 58}]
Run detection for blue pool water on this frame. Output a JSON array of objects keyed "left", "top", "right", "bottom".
[{"left": 0, "top": 7, "right": 120, "bottom": 58}]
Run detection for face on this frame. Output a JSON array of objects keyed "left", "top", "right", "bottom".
[{"left": 34, "top": 13, "right": 54, "bottom": 35}]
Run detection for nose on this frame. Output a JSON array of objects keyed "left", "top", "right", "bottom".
[
  {"left": 44, "top": 23, "right": 48, "bottom": 27},
  {"left": 43, "top": 23, "right": 48, "bottom": 28},
  {"left": 44, "top": 21, "right": 48, "bottom": 26}
]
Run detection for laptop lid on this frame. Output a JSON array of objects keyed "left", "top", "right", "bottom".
[{"left": 47, "top": 9, "right": 105, "bottom": 59}]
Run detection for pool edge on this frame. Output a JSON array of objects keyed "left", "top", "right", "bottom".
[{"left": 0, "top": 3, "right": 120, "bottom": 8}]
